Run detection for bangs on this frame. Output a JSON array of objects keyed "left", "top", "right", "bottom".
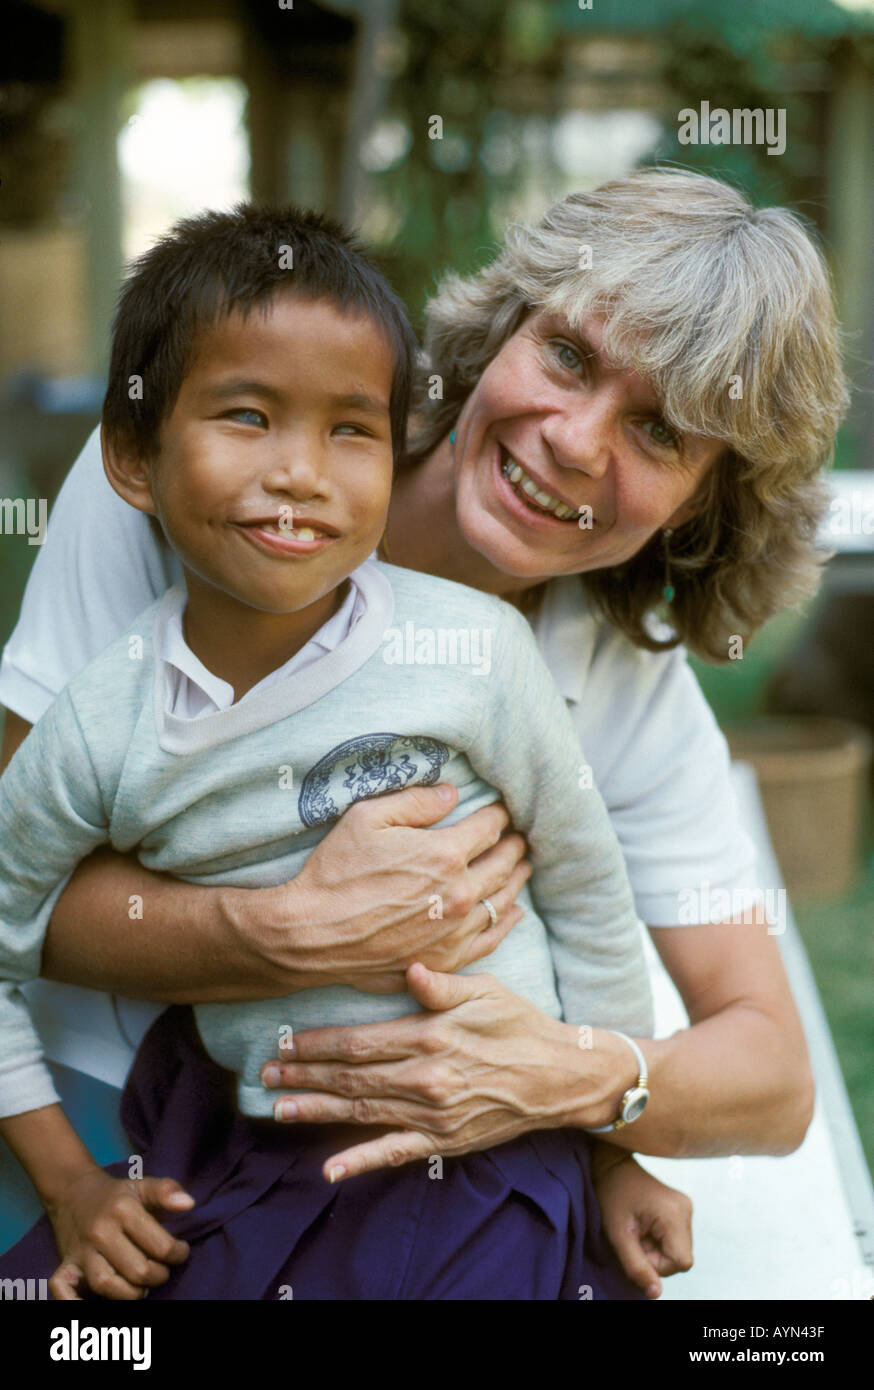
[{"left": 507, "top": 192, "right": 839, "bottom": 478}]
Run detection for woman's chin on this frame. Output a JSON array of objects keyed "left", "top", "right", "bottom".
[{"left": 459, "top": 511, "right": 575, "bottom": 581}]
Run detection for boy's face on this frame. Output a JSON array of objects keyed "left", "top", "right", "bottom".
[{"left": 138, "top": 294, "right": 394, "bottom": 615}]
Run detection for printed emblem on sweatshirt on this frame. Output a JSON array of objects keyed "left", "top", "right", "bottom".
[{"left": 298, "top": 732, "right": 451, "bottom": 827}]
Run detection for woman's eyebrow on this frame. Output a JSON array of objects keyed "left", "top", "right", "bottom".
[{"left": 543, "top": 317, "right": 599, "bottom": 362}]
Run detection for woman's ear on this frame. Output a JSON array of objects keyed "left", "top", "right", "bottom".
[
  {"left": 664, "top": 449, "right": 725, "bottom": 530},
  {"left": 101, "top": 423, "right": 158, "bottom": 516},
  {"left": 664, "top": 493, "right": 704, "bottom": 530}
]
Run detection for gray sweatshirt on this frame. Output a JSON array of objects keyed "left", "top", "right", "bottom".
[{"left": 0, "top": 559, "right": 652, "bottom": 1119}]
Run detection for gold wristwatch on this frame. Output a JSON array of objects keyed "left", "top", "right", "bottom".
[{"left": 586, "top": 1031, "right": 650, "bottom": 1133}]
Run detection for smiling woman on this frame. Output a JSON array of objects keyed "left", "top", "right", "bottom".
[{"left": 397, "top": 169, "right": 849, "bottom": 658}]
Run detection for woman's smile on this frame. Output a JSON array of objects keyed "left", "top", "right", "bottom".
[
  {"left": 498, "top": 447, "right": 587, "bottom": 523},
  {"left": 492, "top": 444, "right": 596, "bottom": 533}
]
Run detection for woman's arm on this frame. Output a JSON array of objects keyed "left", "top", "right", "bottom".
[
  {"left": 259, "top": 914, "right": 814, "bottom": 1177},
  {"left": 3, "top": 710, "right": 529, "bottom": 1003},
  {"left": 626, "top": 918, "right": 814, "bottom": 1156}
]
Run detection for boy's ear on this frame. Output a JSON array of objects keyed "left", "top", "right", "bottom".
[{"left": 101, "top": 422, "right": 158, "bottom": 516}]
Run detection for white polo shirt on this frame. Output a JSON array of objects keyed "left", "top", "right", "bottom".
[
  {"left": 0, "top": 428, "right": 758, "bottom": 1088},
  {"left": 160, "top": 578, "right": 364, "bottom": 720}
]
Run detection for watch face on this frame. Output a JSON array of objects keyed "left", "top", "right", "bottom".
[{"left": 622, "top": 1087, "right": 650, "bottom": 1124}]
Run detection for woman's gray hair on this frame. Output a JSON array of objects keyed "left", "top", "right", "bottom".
[{"left": 408, "top": 167, "right": 851, "bottom": 662}]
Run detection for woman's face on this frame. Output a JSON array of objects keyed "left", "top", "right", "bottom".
[{"left": 452, "top": 310, "right": 725, "bottom": 582}]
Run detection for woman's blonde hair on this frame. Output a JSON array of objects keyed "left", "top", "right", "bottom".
[{"left": 408, "top": 167, "right": 851, "bottom": 661}]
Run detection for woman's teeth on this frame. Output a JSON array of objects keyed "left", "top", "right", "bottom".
[{"left": 500, "top": 455, "right": 579, "bottom": 521}]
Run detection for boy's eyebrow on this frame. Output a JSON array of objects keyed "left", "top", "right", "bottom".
[
  {"left": 201, "top": 379, "right": 286, "bottom": 405},
  {"left": 325, "top": 391, "right": 390, "bottom": 416},
  {"left": 198, "top": 382, "right": 389, "bottom": 416}
]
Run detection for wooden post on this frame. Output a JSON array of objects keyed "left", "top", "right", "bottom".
[
  {"left": 66, "top": 0, "right": 134, "bottom": 377},
  {"left": 826, "top": 41, "right": 874, "bottom": 468}
]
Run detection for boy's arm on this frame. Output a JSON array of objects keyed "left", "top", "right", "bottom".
[
  {"left": 0, "top": 690, "right": 112, "bottom": 1120},
  {"left": 589, "top": 1137, "right": 694, "bottom": 1297},
  {"left": 0, "top": 705, "right": 197, "bottom": 1298},
  {"left": 1, "top": 1104, "right": 110, "bottom": 1209},
  {"left": 468, "top": 602, "right": 653, "bottom": 1037},
  {"left": 0, "top": 1101, "right": 194, "bottom": 1300}
]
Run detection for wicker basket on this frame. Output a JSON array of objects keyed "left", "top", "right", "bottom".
[{"left": 726, "top": 717, "right": 872, "bottom": 900}]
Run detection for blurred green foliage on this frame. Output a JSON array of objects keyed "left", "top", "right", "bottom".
[
  {"left": 373, "top": 0, "right": 874, "bottom": 324},
  {"left": 372, "top": 0, "right": 551, "bottom": 327}
]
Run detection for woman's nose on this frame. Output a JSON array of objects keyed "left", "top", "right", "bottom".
[{"left": 542, "top": 397, "right": 614, "bottom": 480}]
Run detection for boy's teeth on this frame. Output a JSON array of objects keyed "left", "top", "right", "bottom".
[
  {"left": 501, "top": 454, "right": 579, "bottom": 520},
  {"left": 260, "top": 521, "right": 325, "bottom": 539}
]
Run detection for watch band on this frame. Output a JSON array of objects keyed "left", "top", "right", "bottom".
[{"left": 585, "top": 1030, "right": 650, "bottom": 1134}]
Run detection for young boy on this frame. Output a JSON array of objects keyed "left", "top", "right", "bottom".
[{"left": 0, "top": 205, "right": 689, "bottom": 1301}]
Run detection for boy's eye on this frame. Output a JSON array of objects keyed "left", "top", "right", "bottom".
[
  {"left": 224, "top": 408, "right": 267, "bottom": 427},
  {"left": 332, "top": 422, "right": 372, "bottom": 437}
]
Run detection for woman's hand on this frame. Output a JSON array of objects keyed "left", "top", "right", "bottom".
[
  {"left": 233, "top": 785, "right": 531, "bottom": 994},
  {"left": 261, "top": 963, "right": 638, "bottom": 1180},
  {"left": 46, "top": 1169, "right": 194, "bottom": 1301}
]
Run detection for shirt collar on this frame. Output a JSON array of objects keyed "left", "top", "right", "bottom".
[
  {"left": 531, "top": 575, "right": 594, "bottom": 706},
  {"left": 159, "top": 578, "right": 364, "bottom": 713}
]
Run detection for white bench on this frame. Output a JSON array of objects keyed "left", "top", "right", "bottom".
[{"left": 639, "top": 761, "right": 874, "bottom": 1300}]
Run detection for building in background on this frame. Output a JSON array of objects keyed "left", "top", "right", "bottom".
[{"left": 1, "top": 0, "right": 873, "bottom": 617}]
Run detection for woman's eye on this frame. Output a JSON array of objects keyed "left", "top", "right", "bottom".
[
  {"left": 551, "top": 341, "right": 585, "bottom": 373},
  {"left": 642, "top": 419, "right": 679, "bottom": 451},
  {"left": 225, "top": 408, "right": 267, "bottom": 428}
]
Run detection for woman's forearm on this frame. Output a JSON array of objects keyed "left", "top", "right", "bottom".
[
  {"left": 41, "top": 791, "right": 529, "bottom": 1005},
  {"left": 584, "top": 1005, "right": 812, "bottom": 1158},
  {"left": 572, "top": 918, "right": 816, "bottom": 1159},
  {"left": 42, "top": 847, "right": 298, "bottom": 1002}
]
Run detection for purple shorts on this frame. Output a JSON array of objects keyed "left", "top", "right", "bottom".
[{"left": 0, "top": 1006, "right": 644, "bottom": 1300}]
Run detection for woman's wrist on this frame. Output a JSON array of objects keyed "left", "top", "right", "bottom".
[
  {"left": 219, "top": 878, "right": 341, "bottom": 997},
  {"left": 559, "top": 1024, "right": 660, "bottom": 1132}
]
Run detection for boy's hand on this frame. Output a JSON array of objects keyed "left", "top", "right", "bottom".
[
  {"left": 46, "top": 1168, "right": 194, "bottom": 1300},
  {"left": 592, "top": 1149, "right": 693, "bottom": 1299}
]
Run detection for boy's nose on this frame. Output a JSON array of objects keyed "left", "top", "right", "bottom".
[{"left": 261, "top": 454, "right": 327, "bottom": 499}]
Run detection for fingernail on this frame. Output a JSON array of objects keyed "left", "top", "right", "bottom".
[
  {"left": 262, "top": 1065, "right": 281, "bottom": 1086},
  {"left": 647, "top": 1282, "right": 661, "bottom": 1299},
  {"left": 167, "top": 1191, "right": 195, "bottom": 1208},
  {"left": 328, "top": 1165, "right": 346, "bottom": 1183},
  {"left": 436, "top": 784, "right": 454, "bottom": 802},
  {"left": 275, "top": 1099, "right": 298, "bottom": 1120}
]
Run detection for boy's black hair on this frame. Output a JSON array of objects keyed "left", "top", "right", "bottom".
[{"left": 102, "top": 202, "right": 418, "bottom": 462}]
